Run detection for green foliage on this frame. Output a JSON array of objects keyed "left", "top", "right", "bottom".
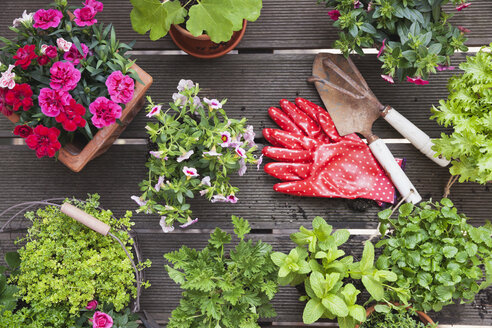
[
  {"left": 376, "top": 199, "right": 492, "bottom": 312},
  {"left": 318, "top": 0, "right": 469, "bottom": 81},
  {"left": 0, "top": 252, "right": 20, "bottom": 313},
  {"left": 10, "top": 194, "right": 151, "bottom": 326},
  {"left": 271, "top": 217, "right": 408, "bottom": 327},
  {"left": 360, "top": 305, "right": 437, "bottom": 328},
  {"left": 136, "top": 81, "right": 259, "bottom": 229},
  {"left": 164, "top": 217, "right": 278, "bottom": 327},
  {"left": 431, "top": 45, "right": 492, "bottom": 183},
  {"left": 130, "top": 0, "right": 262, "bottom": 43}
]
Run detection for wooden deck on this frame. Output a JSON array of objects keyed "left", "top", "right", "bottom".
[{"left": 0, "top": 0, "right": 491, "bottom": 326}]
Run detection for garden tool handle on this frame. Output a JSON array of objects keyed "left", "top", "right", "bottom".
[
  {"left": 61, "top": 203, "right": 110, "bottom": 236},
  {"left": 382, "top": 107, "right": 450, "bottom": 167},
  {"left": 368, "top": 139, "right": 422, "bottom": 204}
]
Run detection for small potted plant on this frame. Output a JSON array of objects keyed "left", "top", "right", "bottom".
[
  {"left": 132, "top": 79, "right": 261, "bottom": 232},
  {"left": 0, "top": 0, "right": 152, "bottom": 172},
  {"left": 130, "top": 0, "right": 263, "bottom": 58},
  {"left": 164, "top": 216, "right": 278, "bottom": 327},
  {"left": 317, "top": 0, "right": 472, "bottom": 84},
  {"left": 270, "top": 216, "right": 410, "bottom": 327},
  {"left": 431, "top": 45, "right": 492, "bottom": 195},
  {"left": 0, "top": 194, "right": 151, "bottom": 327},
  {"left": 357, "top": 303, "right": 437, "bottom": 328},
  {"left": 376, "top": 199, "right": 492, "bottom": 313}
]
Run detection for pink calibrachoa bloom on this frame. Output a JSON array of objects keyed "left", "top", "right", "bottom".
[
  {"left": 243, "top": 125, "right": 255, "bottom": 147},
  {"left": 328, "top": 10, "right": 341, "bottom": 21},
  {"left": 50, "top": 61, "right": 81, "bottom": 91},
  {"left": 199, "top": 189, "right": 208, "bottom": 196},
  {"left": 106, "top": 71, "right": 135, "bottom": 104},
  {"left": 85, "top": 0, "right": 104, "bottom": 12},
  {"left": 437, "top": 65, "right": 455, "bottom": 71},
  {"left": 131, "top": 195, "right": 147, "bottom": 207},
  {"left": 219, "top": 131, "right": 231, "bottom": 147},
  {"left": 377, "top": 39, "right": 386, "bottom": 58},
  {"left": 90, "top": 311, "right": 113, "bottom": 328},
  {"left": 256, "top": 154, "right": 263, "bottom": 170},
  {"left": 74, "top": 6, "right": 97, "bottom": 27},
  {"left": 381, "top": 74, "right": 394, "bottom": 84},
  {"left": 177, "top": 150, "right": 194, "bottom": 162},
  {"left": 177, "top": 79, "right": 195, "bottom": 92},
  {"left": 38, "top": 88, "right": 72, "bottom": 117},
  {"left": 407, "top": 76, "right": 429, "bottom": 85},
  {"left": 238, "top": 158, "right": 247, "bottom": 176},
  {"left": 229, "top": 136, "right": 243, "bottom": 148},
  {"left": 159, "top": 216, "right": 175, "bottom": 233},
  {"left": 180, "top": 217, "right": 199, "bottom": 228},
  {"left": 211, "top": 195, "right": 228, "bottom": 203},
  {"left": 183, "top": 166, "right": 199, "bottom": 178},
  {"left": 155, "top": 176, "right": 165, "bottom": 192},
  {"left": 172, "top": 92, "right": 187, "bottom": 105},
  {"left": 149, "top": 150, "right": 164, "bottom": 159},
  {"left": 235, "top": 146, "right": 247, "bottom": 158},
  {"left": 33, "top": 9, "right": 63, "bottom": 30},
  {"left": 203, "top": 149, "right": 222, "bottom": 157},
  {"left": 57, "top": 38, "right": 72, "bottom": 52},
  {"left": 227, "top": 195, "right": 238, "bottom": 203},
  {"left": 193, "top": 96, "right": 203, "bottom": 108},
  {"left": 146, "top": 105, "right": 161, "bottom": 117},
  {"left": 86, "top": 300, "right": 98, "bottom": 310},
  {"left": 0, "top": 65, "right": 16, "bottom": 89},
  {"left": 203, "top": 98, "right": 222, "bottom": 110},
  {"left": 89, "top": 97, "right": 122, "bottom": 128},
  {"left": 64, "top": 43, "right": 89, "bottom": 65},
  {"left": 201, "top": 176, "right": 211, "bottom": 187},
  {"left": 456, "top": 2, "right": 471, "bottom": 11}
]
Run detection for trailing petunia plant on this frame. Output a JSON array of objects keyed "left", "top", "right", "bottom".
[
  {"left": 133, "top": 80, "right": 260, "bottom": 231},
  {"left": 431, "top": 44, "right": 492, "bottom": 185},
  {"left": 0, "top": 0, "right": 140, "bottom": 158},
  {"left": 317, "top": 0, "right": 471, "bottom": 84},
  {"left": 271, "top": 217, "right": 409, "bottom": 327},
  {"left": 164, "top": 216, "right": 278, "bottom": 327},
  {"left": 130, "top": 0, "right": 263, "bottom": 43},
  {"left": 376, "top": 199, "right": 492, "bottom": 312}
]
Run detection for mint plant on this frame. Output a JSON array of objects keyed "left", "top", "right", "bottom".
[
  {"left": 431, "top": 45, "right": 492, "bottom": 184},
  {"left": 164, "top": 216, "right": 278, "bottom": 328},
  {"left": 318, "top": 0, "right": 470, "bottom": 83},
  {"left": 271, "top": 217, "right": 408, "bottom": 327},
  {"left": 130, "top": 0, "right": 263, "bottom": 43},
  {"left": 376, "top": 199, "right": 492, "bottom": 312}
]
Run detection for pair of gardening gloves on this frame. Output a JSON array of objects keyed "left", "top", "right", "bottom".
[{"left": 262, "top": 98, "right": 404, "bottom": 205}]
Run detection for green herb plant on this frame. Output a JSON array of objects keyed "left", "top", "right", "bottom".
[
  {"left": 431, "top": 44, "right": 492, "bottom": 184},
  {"left": 164, "top": 216, "right": 278, "bottom": 327},
  {"left": 271, "top": 217, "right": 409, "bottom": 327},
  {"left": 318, "top": 0, "right": 470, "bottom": 82},
  {"left": 360, "top": 304, "right": 437, "bottom": 328},
  {"left": 130, "top": 0, "right": 263, "bottom": 43},
  {"left": 10, "top": 194, "right": 151, "bottom": 327},
  {"left": 0, "top": 251, "right": 21, "bottom": 314},
  {"left": 376, "top": 199, "right": 492, "bottom": 312},
  {"left": 135, "top": 80, "right": 259, "bottom": 230}
]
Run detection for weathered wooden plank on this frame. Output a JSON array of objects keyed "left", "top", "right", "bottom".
[
  {"left": 0, "top": 143, "right": 489, "bottom": 231},
  {"left": 0, "top": 0, "right": 490, "bottom": 51}
]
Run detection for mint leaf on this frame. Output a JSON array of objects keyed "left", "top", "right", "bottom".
[
  {"left": 349, "top": 304, "right": 366, "bottom": 322},
  {"left": 303, "top": 298, "right": 325, "bottom": 324},
  {"left": 321, "top": 294, "right": 349, "bottom": 317},
  {"left": 362, "top": 275, "right": 384, "bottom": 301},
  {"left": 359, "top": 241, "right": 375, "bottom": 272}
]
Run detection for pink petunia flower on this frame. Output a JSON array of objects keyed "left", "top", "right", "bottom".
[
  {"left": 406, "top": 76, "right": 429, "bottom": 85},
  {"left": 89, "top": 97, "right": 122, "bottom": 128},
  {"left": 155, "top": 176, "right": 165, "bottom": 192},
  {"left": 33, "top": 9, "right": 63, "bottom": 30},
  {"left": 377, "top": 39, "right": 386, "bottom": 58},
  {"left": 86, "top": 300, "right": 98, "bottom": 310},
  {"left": 456, "top": 2, "right": 471, "bottom": 11},
  {"left": 177, "top": 79, "right": 195, "bottom": 92},
  {"left": 74, "top": 6, "right": 97, "bottom": 27},
  {"left": 199, "top": 189, "right": 208, "bottom": 196},
  {"left": 147, "top": 105, "right": 161, "bottom": 117},
  {"left": 172, "top": 92, "right": 187, "bottom": 106},
  {"left": 381, "top": 74, "right": 394, "bottom": 84},
  {"left": 105, "top": 71, "right": 135, "bottom": 104},
  {"left": 159, "top": 216, "right": 174, "bottom": 233},
  {"left": 149, "top": 150, "right": 163, "bottom": 158},
  {"left": 235, "top": 146, "right": 247, "bottom": 158},
  {"left": 203, "top": 98, "right": 222, "bottom": 110},
  {"left": 238, "top": 158, "right": 247, "bottom": 176},
  {"left": 256, "top": 154, "right": 263, "bottom": 170},
  {"left": 219, "top": 131, "right": 231, "bottom": 147},
  {"left": 0, "top": 65, "right": 16, "bottom": 89},
  {"left": 227, "top": 195, "right": 238, "bottom": 203},
  {"left": 57, "top": 38, "right": 72, "bottom": 52},
  {"left": 201, "top": 176, "right": 211, "bottom": 187},
  {"left": 177, "top": 150, "right": 194, "bottom": 162},
  {"left": 243, "top": 125, "right": 255, "bottom": 147},
  {"left": 193, "top": 96, "right": 203, "bottom": 108},
  {"left": 183, "top": 166, "right": 199, "bottom": 178},
  {"left": 64, "top": 43, "right": 89, "bottom": 65},
  {"left": 328, "top": 10, "right": 341, "bottom": 21},
  {"left": 38, "top": 88, "right": 72, "bottom": 117},
  {"left": 131, "top": 195, "right": 146, "bottom": 207},
  {"left": 211, "top": 195, "right": 228, "bottom": 203},
  {"left": 85, "top": 0, "right": 104, "bottom": 13},
  {"left": 50, "top": 61, "right": 81, "bottom": 91},
  {"left": 203, "top": 149, "right": 222, "bottom": 157},
  {"left": 180, "top": 218, "right": 199, "bottom": 228}
]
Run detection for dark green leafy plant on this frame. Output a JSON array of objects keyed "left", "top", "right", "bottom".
[
  {"left": 164, "top": 216, "right": 278, "bottom": 327},
  {"left": 431, "top": 45, "right": 492, "bottom": 184},
  {"left": 130, "top": 0, "right": 263, "bottom": 43},
  {"left": 360, "top": 304, "right": 437, "bottom": 328},
  {"left": 376, "top": 199, "right": 492, "bottom": 312},
  {"left": 271, "top": 217, "right": 408, "bottom": 327},
  {"left": 318, "top": 0, "right": 470, "bottom": 82},
  {"left": 0, "top": 251, "right": 20, "bottom": 314}
]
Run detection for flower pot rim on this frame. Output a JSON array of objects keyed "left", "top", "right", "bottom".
[
  {"left": 172, "top": 20, "right": 247, "bottom": 42},
  {"left": 354, "top": 302, "right": 436, "bottom": 328}
]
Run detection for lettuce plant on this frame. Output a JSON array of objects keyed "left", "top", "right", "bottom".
[
  {"left": 130, "top": 0, "right": 262, "bottom": 43},
  {"left": 318, "top": 0, "right": 470, "bottom": 83},
  {"left": 271, "top": 217, "right": 408, "bottom": 328},
  {"left": 431, "top": 45, "right": 492, "bottom": 184},
  {"left": 376, "top": 199, "right": 492, "bottom": 312},
  {"left": 164, "top": 216, "right": 278, "bottom": 328}
]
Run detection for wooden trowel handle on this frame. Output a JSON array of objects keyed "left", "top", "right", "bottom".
[
  {"left": 61, "top": 203, "right": 111, "bottom": 236},
  {"left": 382, "top": 107, "right": 450, "bottom": 167},
  {"left": 369, "top": 139, "right": 422, "bottom": 204}
]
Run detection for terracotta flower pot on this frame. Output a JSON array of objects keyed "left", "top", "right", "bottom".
[
  {"left": 169, "top": 20, "right": 247, "bottom": 59},
  {"left": 354, "top": 303, "right": 436, "bottom": 328},
  {"left": 3, "top": 64, "right": 152, "bottom": 172}
]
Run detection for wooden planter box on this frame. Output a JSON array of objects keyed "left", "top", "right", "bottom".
[{"left": 3, "top": 64, "right": 152, "bottom": 172}]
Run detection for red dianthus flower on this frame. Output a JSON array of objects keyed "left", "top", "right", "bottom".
[
  {"left": 5, "top": 83, "right": 33, "bottom": 111},
  {"left": 13, "top": 45, "right": 38, "bottom": 70},
  {"left": 25, "top": 125, "right": 61, "bottom": 158},
  {"left": 13, "top": 124, "right": 33, "bottom": 138},
  {"left": 55, "top": 99, "right": 87, "bottom": 131}
]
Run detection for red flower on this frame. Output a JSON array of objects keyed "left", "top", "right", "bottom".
[
  {"left": 0, "top": 88, "right": 12, "bottom": 116},
  {"left": 328, "top": 10, "right": 341, "bottom": 21},
  {"left": 13, "top": 45, "right": 38, "bottom": 70},
  {"left": 55, "top": 99, "right": 87, "bottom": 131},
  {"left": 44, "top": 45, "right": 58, "bottom": 58},
  {"left": 25, "top": 125, "right": 61, "bottom": 158},
  {"left": 456, "top": 2, "right": 471, "bottom": 11},
  {"left": 37, "top": 55, "right": 50, "bottom": 66},
  {"left": 5, "top": 83, "right": 33, "bottom": 111},
  {"left": 13, "top": 124, "right": 33, "bottom": 138},
  {"left": 407, "top": 76, "right": 429, "bottom": 85}
]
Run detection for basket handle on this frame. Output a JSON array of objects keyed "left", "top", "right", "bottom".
[{"left": 61, "top": 203, "right": 111, "bottom": 236}]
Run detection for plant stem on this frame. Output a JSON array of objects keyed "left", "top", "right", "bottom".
[{"left": 443, "top": 174, "right": 459, "bottom": 198}]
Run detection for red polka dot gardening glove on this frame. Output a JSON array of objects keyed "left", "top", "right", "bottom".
[{"left": 262, "top": 98, "right": 404, "bottom": 204}]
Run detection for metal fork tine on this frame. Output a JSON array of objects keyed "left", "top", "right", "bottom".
[
  {"left": 307, "top": 76, "right": 366, "bottom": 100},
  {"left": 322, "top": 58, "right": 370, "bottom": 97},
  {"left": 347, "top": 57, "right": 370, "bottom": 91}
]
